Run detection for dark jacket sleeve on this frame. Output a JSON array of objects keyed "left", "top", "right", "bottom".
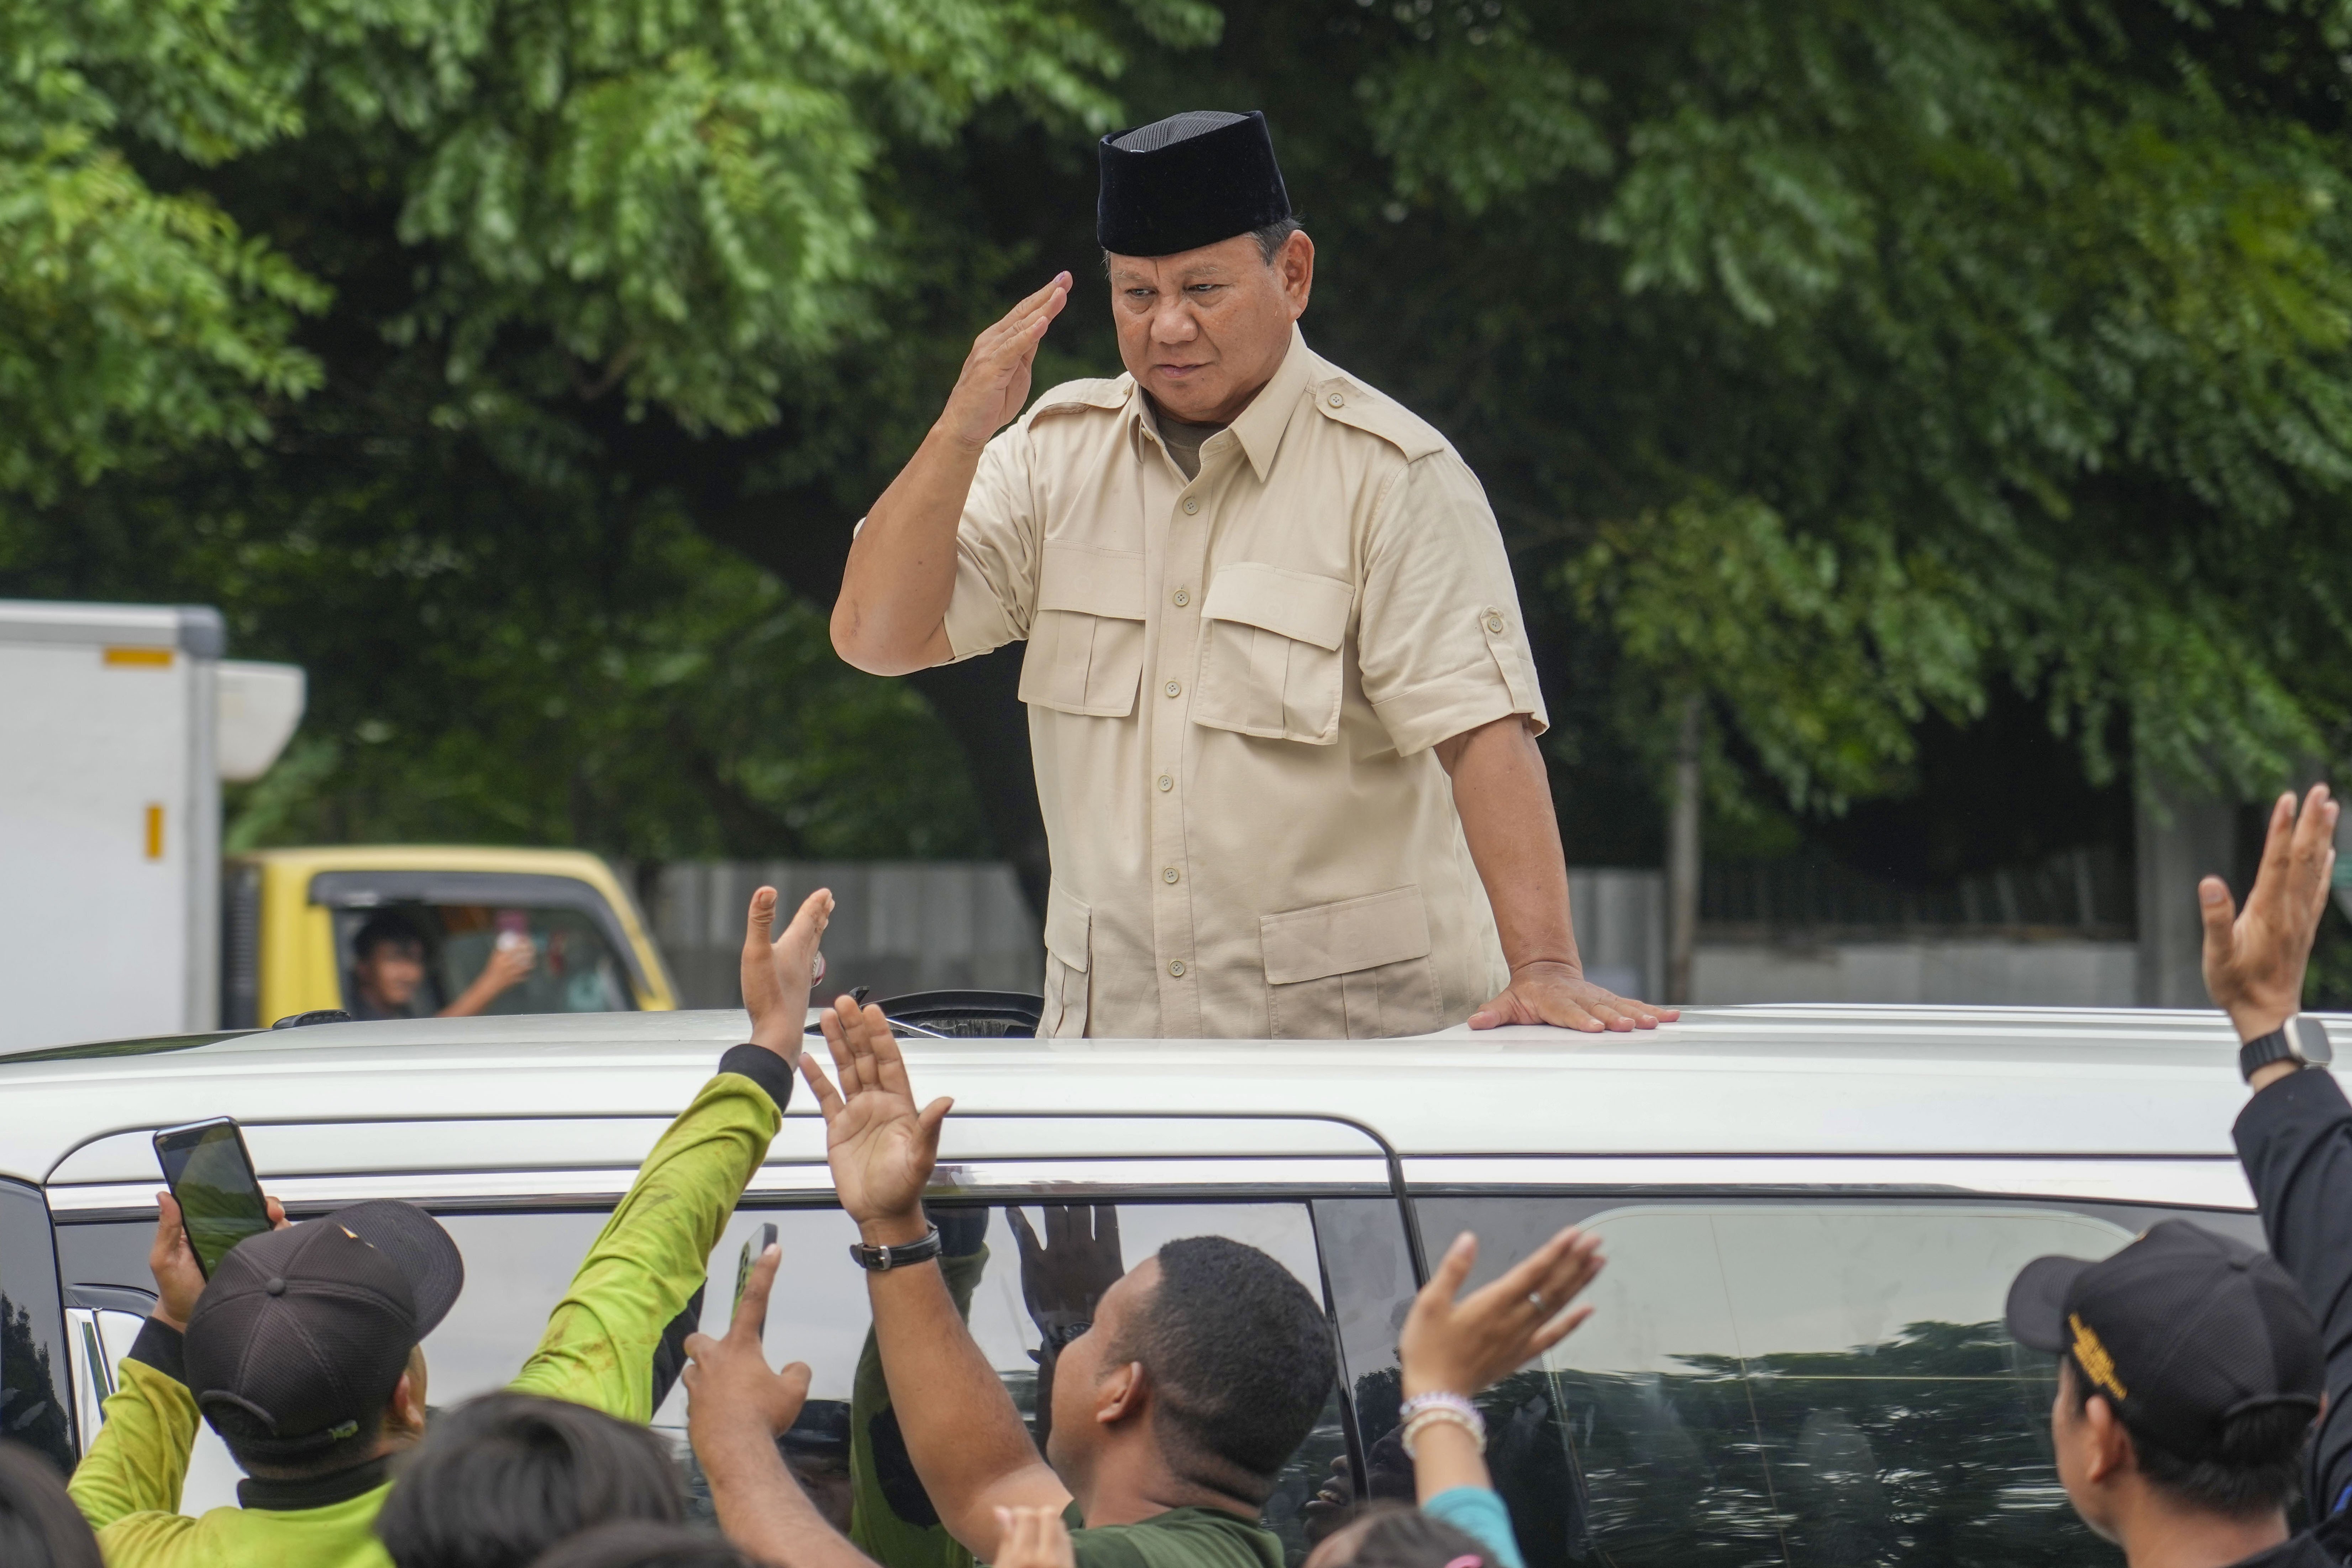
[{"left": 2234, "top": 1067, "right": 2352, "bottom": 1516}]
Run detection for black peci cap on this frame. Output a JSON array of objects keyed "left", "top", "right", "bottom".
[
  {"left": 1097, "top": 110, "right": 1292, "bottom": 259},
  {"left": 184, "top": 1200, "right": 463, "bottom": 1461},
  {"left": 2006, "top": 1219, "right": 2322, "bottom": 1461}
]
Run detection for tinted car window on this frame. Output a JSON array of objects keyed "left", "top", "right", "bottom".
[
  {"left": 0, "top": 1179, "right": 75, "bottom": 1471},
  {"left": 1412, "top": 1195, "right": 2267, "bottom": 1568}
]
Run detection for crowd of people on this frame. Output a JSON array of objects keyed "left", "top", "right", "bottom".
[{"left": 1, "top": 787, "right": 2350, "bottom": 1568}]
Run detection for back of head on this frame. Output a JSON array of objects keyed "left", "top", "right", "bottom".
[
  {"left": 376, "top": 1393, "right": 686, "bottom": 1568},
  {"left": 2064, "top": 1366, "right": 2315, "bottom": 1517},
  {"left": 1312, "top": 1501, "right": 1494, "bottom": 1568},
  {"left": 525, "top": 1522, "right": 752, "bottom": 1568},
  {"left": 1124, "top": 1235, "right": 1335, "bottom": 1487},
  {"left": 0, "top": 1442, "right": 102, "bottom": 1568}
]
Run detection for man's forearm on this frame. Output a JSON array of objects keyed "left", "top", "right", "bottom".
[
  {"left": 705, "top": 1430, "right": 880, "bottom": 1568},
  {"left": 831, "top": 424, "right": 981, "bottom": 675},
  {"left": 1442, "top": 716, "right": 1582, "bottom": 975},
  {"left": 2236, "top": 1068, "right": 2352, "bottom": 1514},
  {"left": 863, "top": 1233, "right": 1067, "bottom": 1555}
]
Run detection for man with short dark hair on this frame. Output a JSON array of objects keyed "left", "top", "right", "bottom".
[
  {"left": 67, "top": 886, "right": 834, "bottom": 1568},
  {"left": 2004, "top": 782, "right": 2352, "bottom": 1567},
  {"left": 346, "top": 912, "right": 533, "bottom": 1021},
  {"left": 688, "top": 996, "right": 1335, "bottom": 1568}
]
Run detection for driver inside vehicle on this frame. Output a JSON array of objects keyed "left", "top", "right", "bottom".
[{"left": 348, "top": 911, "right": 535, "bottom": 1021}]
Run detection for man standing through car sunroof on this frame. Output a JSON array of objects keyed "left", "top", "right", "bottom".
[{"left": 831, "top": 110, "right": 1675, "bottom": 1042}]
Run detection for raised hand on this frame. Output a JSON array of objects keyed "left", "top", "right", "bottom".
[
  {"left": 1008, "top": 1205, "right": 1123, "bottom": 1335},
  {"left": 151, "top": 1189, "right": 287, "bottom": 1330},
  {"left": 742, "top": 886, "right": 834, "bottom": 1059},
  {"left": 684, "top": 1241, "right": 812, "bottom": 1458},
  {"left": 1399, "top": 1227, "right": 1605, "bottom": 1399},
  {"left": 801, "top": 996, "right": 952, "bottom": 1242},
  {"left": 938, "top": 273, "right": 1071, "bottom": 452},
  {"left": 2202, "top": 783, "right": 2339, "bottom": 1043}
]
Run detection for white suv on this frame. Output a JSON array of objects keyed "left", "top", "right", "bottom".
[{"left": 0, "top": 1001, "right": 2282, "bottom": 1568}]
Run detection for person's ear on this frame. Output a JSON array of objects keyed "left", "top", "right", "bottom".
[
  {"left": 2081, "top": 1394, "right": 2135, "bottom": 1484},
  {"left": 1278, "top": 231, "right": 1314, "bottom": 317},
  {"left": 1095, "top": 1360, "right": 1145, "bottom": 1426},
  {"left": 385, "top": 1347, "right": 430, "bottom": 1439}
]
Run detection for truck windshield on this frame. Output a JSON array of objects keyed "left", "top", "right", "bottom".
[{"left": 334, "top": 904, "right": 639, "bottom": 1017}]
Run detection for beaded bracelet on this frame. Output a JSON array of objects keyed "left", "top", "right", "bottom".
[
  {"left": 1397, "top": 1391, "right": 1486, "bottom": 1457},
  {"left": 1401, "top": 1406, "right": 1486, "bottom": 1458}
]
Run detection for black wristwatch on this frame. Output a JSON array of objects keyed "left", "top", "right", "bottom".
[
  {"left": 849, "top": 1226, "right": 943, "bottom": 1271},
  {"left": 2240, "top": 1016, "right": 2335, "bottom": 1083}
]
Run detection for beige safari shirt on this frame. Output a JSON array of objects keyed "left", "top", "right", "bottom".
[{"left": 941, "top": 327, "right": 1548, "bottom": 1039}]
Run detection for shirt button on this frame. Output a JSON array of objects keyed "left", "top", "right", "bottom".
[
  {"left": 1327, "top": 392, "right": 1345, "bottom": 408},
  {"left": 1168, "top": 959, "right": 1187, "bottom": 977},
  {"left": 1482, "top": 609, "right": 1507, "bottom": 634},
  {"left": 1162, "top": 866, "right": 1181, "bottom": 884},
  {"left": 1172, "top": 588, "right": 1190, "bottom": 607},
  {"left": 1164, "top": 680, "right": 1181, "bottom": 698},
  {"left": 1182, "top": 497, "right": 1200, "bottom": 515},
  {"left": 1157, "top": 775, "right": 1173, "bottom": 792}
]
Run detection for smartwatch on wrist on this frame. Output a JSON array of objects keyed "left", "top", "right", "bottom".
[
  {"left": 849, "top": 1225, "right": 943, "bottom": 1271},
  {"left": 2240, "top": 1016, "right": 2334, "bottom": 1083}
]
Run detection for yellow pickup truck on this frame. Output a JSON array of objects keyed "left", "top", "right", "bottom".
[{"left": 222, "top": 846, "right": 678, "bottom": 1028}]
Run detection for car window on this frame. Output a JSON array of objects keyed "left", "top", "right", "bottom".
[
  {"left": 1411, "top": 1195, "right": 2257, "bottom": 1568},
  {"left": 333, "top": 904, "right": 637, "bottom": 1015},
  {"left": 0, "top": 1179, "right": 75, "bottom": 1472},
  {"left": 417, "top": 1201, "right": 1341, "bottom": 1558}
]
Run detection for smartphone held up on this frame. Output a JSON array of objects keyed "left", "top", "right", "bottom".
[{"left": 153, "top": 1118, "right": 273, "bottom": 1277}]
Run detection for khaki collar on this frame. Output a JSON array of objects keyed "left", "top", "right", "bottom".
[{"left": 1127, "top": 324, "right": 1314, "bottom": 484}]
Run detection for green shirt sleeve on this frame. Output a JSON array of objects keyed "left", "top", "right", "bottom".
[
  {"left": 848, "top": 1244, "right": 990, "bottom": 1568},
  {"left": 507, "top": 1070, "right": 782, "bottom": 1420},
  {"left": 68, "top": 1355, "right": 198, "bottom": 1535}
]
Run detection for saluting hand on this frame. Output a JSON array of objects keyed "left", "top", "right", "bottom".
[
  {"left": 801, "top": 996, "right": 953, "bottom": 1242},
  {"left": 938, "top": 273, "right": 1071, "bottom": 452},
  {"left": 2203, "top": 782, "right": 2339, "bottom": 1043}
]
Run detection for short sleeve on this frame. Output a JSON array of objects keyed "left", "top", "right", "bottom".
[
  {"left": 1354, "top": 452, "right": 1548, "bottom": 756},
  {"left": 939, "top": 423, "right": 1044, "bottom": 661}
]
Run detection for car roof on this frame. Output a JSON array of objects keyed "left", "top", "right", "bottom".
[{"left": 0, "top": 1004, "right": 2296, "bottom": 1185}]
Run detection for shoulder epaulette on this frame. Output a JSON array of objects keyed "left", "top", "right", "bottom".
[
  {"left": 1026, "top": 376, "right": 1132, "bottom": 423},
  {"left": 1304, "top": 373, "right": 1449, "bottom": 463}
]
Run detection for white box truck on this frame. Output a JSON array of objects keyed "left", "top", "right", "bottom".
[{"left": 0, "top": 601, "right": 303, "bottom": 1052}]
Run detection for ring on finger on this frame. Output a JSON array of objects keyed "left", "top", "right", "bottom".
[{"left": 1528, "top": 1290, "right": 1545, "bottom": 1312}]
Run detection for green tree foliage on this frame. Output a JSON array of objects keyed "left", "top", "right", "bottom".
[{"left": 5, "top": 0, "right": 2350, "bottom": 885}]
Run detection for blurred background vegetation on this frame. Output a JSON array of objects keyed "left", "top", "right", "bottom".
[{"left": 6, "top": 0, "right": 2352, "bottom": 933}]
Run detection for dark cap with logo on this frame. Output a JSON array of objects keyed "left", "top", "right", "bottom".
[
  {"left": 2006, "top": 1218, "right": 2322, "bottom": 1460},
  {"left": 1097, "top": 110, "right": 1292, "bottom": 260},
  {"left": 184, "top": 1200, "right": 463, "bottom": 1460}
]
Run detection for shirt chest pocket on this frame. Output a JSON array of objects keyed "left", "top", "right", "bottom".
[
  {"left": 1193, "top": 562, "right": 1354, "bottom": 745},
  {"left": 1019, "top": 542, "right": 1146, "bottom": 718}
]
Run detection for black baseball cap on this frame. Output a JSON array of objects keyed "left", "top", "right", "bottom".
[
  {"left": 184, "top": 1200, "right": 463, "bottom": 1461},
  {"left": 2006, "top": 1219, "right": 2322, "bottom": 1460}
]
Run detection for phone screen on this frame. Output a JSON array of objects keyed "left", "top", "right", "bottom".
[
  {"left": 153, "top": 1120, "right": 272, "bottom": 1277},
  {"left": 733, "top": 1222, "right": 778, "bottom": 1324}
]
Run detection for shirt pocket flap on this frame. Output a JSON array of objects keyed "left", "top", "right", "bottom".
[
  {"left": 1038, "top": 542, "right": 1146, "bottom": 620},
  {"left": 1202, "top": 563, "right": 1353, "bottom": 651},
  {"left": 1259, "top": 886, "right": 1432, "bottom": 986},
  {"left": 1044, "top": 883, "right": 1092, "bottom": 973}
]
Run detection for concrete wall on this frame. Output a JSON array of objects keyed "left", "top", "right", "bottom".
[
  {"left": 1692, "top": 937, "right": 2138, "bottom": 1006},
  {"left": 644, "top": 860, "right": 2140, "bottom": 1014},
  {"left": 647, "top": 860, "right": 1042, "bottom": 1010}
]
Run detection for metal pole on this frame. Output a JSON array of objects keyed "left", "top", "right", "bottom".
[{"left": 1666, "top": 694, "right": 1703, "bottom": 1004}]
